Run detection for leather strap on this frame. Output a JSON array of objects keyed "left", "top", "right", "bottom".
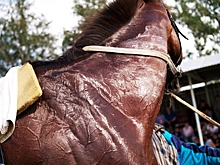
[{"left": 83, "top": 45, "right": 181, "bottom": 76}]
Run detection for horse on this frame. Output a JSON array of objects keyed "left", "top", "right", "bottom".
[{"left": 2, "top": 0, "right": 183, "bottom": 164}]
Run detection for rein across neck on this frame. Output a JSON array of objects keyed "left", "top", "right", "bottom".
[{"left": 83, "top": 45, "right": 181, "bottom": 76}]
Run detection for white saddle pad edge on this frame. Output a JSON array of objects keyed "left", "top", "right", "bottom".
[{"left": 0, "top": 66, "right": 20, "bottom": 143}]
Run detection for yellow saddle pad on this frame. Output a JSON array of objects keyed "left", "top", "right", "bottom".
[{"left": 17, "top": 63, "right": 42, "bottom": 115}]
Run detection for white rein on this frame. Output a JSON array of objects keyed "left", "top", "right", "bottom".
[{"left": 83, "top": 45, "right": 180, "bottom": 76}]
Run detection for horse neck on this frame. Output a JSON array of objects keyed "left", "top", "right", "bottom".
[{"left": 24, "top": 3, "right": 170, "bottom": 164}]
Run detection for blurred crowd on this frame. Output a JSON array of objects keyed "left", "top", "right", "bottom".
[{"left": 156, "top": 94, "right": 220, "bottom": 148}]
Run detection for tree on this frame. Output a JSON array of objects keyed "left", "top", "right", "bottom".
[
  {"left": 0, "top": 0, "right": 58, "bottom": 76},
  {"left": 62, "top": 0, "right": 107, "bottom": 51},
  {"left": 173, "top": 0, "right": 220, "bottom": 57}
]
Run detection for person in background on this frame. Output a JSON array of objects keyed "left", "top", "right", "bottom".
[
  {"left": 191, "top": 135, "right": 200, "bottom": 146},
  {"left": 198, "top": 100, "right": 213, "bottom": 123},
  {"left": 205, "top": 122, "right": 219, "bottom": 135},
  {"left": 205, "top": 133, "right": 220, "bottom": 148},
  {"left": 155, "top": 112, "right": 166, "bottom": 126},
  {"left": 164, "top": 107, "right": 177, "bottom": 132},
  {"left": 213, "top": 95, "right": 220, "bottom": 122},
  {"left": 173, "top": 126, "right": 183, "bottom": 141},
  {"left": 199, "top": 100, "right": 213, "bottom": 116},
  {"left": 182, "top": 122, "right": 195, "bottom": 142}
]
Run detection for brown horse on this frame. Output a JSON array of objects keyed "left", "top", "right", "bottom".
[{"left": 2, "top": 0, "right": 183, "bottom": 164}]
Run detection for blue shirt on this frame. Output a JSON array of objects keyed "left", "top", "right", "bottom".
[{"left": 163, "top": 131, "right": 220, "bottom": 165}]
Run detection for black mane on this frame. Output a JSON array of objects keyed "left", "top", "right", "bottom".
[
  {"left": 56, "top": 0, "right": 143, "bottom": 64},
  {"left": 32, "top": 0, "right": 164, "bottom": 66},
  {"left": 74, "top": 0, "right": 142, "bottom": 47}
]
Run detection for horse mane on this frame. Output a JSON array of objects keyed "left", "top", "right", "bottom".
[
  {"left": 56, "top": 0, "right": 143, "bottom": 64},
  {"left": 31, "top": 0, "right": 143, "bottom": 66},
  {"left": 74, "top": 0, "right": 142, "bottom": 48}
]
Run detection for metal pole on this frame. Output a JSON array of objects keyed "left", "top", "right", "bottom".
[
  {"left": 187, "top": 74, "right": 204, "bottom": 145},
  {"left": 205, "top": 82, "right": 211, "bottom": 106}
]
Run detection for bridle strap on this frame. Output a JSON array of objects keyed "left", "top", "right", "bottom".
[
  {"left": 83, "top": 45, "right": 181, "bottom": 76},
  {"left": 165, "top": 9, "right": 188, "bottom": 66}
]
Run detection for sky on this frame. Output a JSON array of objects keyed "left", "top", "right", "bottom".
[
  {"left": 32, "top": 0, "right": 78, "bottom": 54},
  {"left": 1, "top": 0, "right": 198, "bottom": 57},
  {"left": 33, "top": 0, "right": 78, "bottom": 36}
]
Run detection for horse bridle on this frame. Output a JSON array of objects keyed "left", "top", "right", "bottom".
[
  {"left": 83, "top": 45, "right": 180, "bottom": 76},
  {"left": 165, "top": 8, "right": 188, "bottom": 66},
  {"left": 159, "top": 0, "right": 188, "bottom": 66}
]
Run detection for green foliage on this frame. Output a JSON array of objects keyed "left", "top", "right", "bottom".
[
  {"left": 62, "top": 0, "right": 107, "bottom": 50},
  {"left": 62, "top": 28, "right": 79, "bottom": 52},
  {"left": 173, "top": 0, "right": 220, "bottom": 57},
  {"left": 73, "top": 0, "right": 106, "bottom": 29},
  {"left": 0, "top": 0, "right": 58, "bottom": 76}
]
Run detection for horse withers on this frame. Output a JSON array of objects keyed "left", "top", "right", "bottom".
[{"left": 2, "top": 0, "right": 182, "bottom": 164}]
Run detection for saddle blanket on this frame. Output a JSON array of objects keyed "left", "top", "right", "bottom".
[
  {"left": 152, "top": 124, "right": 220, "bottom": 165},
  {"left": 0, "top": 63, "right": 42, "bottom": 143}
]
